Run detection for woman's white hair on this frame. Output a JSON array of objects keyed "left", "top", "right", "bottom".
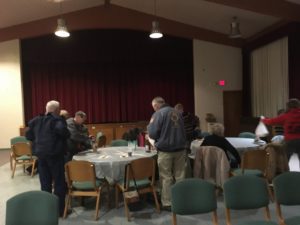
[
  {"left": 211, "top": 123, "right": 224, "bottom": 136},
  {"left": 46, "top": 100, "right": 60, "bottom": 114}
]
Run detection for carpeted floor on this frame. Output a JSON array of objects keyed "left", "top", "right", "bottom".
[{"left": 1, "top": 154, "right": 299, "bottom": 225}]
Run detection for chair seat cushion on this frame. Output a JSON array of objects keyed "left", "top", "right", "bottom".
[
  {"left": 237, "top": 220, "right": 277, "bottom": 225},
  {"left": 16, "top": 155, "right": 32, "bottom": 160},
  {"left": 72, "top": 179, "right": 104, "bottom": 190},
  {"left": 231, "top": 168, "right": 263, "bottom": 177},
  {"left": 118, "top": 178, "right": 151, "bottom": 189},
  {"left": 285, "top": 216, "right": 300, "bottom": 225}
]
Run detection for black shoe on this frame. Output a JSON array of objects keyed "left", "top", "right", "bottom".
[{"left": 162, "top": 205, "right": 172, "bottom": 212}]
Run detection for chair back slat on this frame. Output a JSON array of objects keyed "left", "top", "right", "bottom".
[
  {"left": 12, "top": 142, "right": 32, "bottom": 157},
  {"left": 65, "top": 161, "right": 96, "bottom": 187},
  {"left": 126, "top": 157, "right": 154, "bottom": 182},
  {"left": 241, "top": 149, "right": 269, "bottom": 174}
]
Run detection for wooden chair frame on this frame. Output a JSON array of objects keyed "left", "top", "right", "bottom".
[
  {"left": 115, "top": 157, "right": 160, "bottom": 221},
  {"left": 240, "top": 149, "right": 270, "bottom": 176},
  {"left": 64, "top": 160, "right": 109, "bottom": 220},
  {"left": 10, "top": 136, "right": 29, "bottom": 171},
  {"left": 11, "top": 142, "right": 37, "bottom": 178}
]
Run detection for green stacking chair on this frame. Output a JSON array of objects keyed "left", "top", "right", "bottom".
[
  {"left": 273, "top": 172, "right": 300, "bottom": 225},
  {"left": 231, "top": 149, "right": 269, "bottom": 177},
  {"left": 223, "top": 175, "right": 277, "bottom": 225},
  {"left": 6, "top": 190, "right": 59, "bottom": 225},
  {"left": 171, "top": 178, "right": 218, "bottom": 225},
  {"left": 64, "top": 160, "right": 109, "bottom": 220},
  {"left": 115, "top": 157, "right": 160, "bottom": 221},
  {"left": 10, "top": 136, "right": 29, "bottom": 171},
  {"left": 111, "top": 139, "right": 128, "bottom": 147}
]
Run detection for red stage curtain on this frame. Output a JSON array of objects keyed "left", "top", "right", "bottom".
[{"left": 21, "top": 29, "right": 194, "bottom": 124}]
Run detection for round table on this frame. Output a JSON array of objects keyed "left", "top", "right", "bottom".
[
  {"left": 225, "top": 137, "right": 266, "bottom": 155},
  {"left": 73, "top": 146, "right": 156, "bottom": 183},
  {"left": 190, "top": 137, "right": 266, "bottom": 157}
]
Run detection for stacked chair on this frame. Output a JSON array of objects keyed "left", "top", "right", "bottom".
[
  {"left": 223, "top": 175, "right": 277, "bottom": 225},
  {"left": 6, "top": 190, "right": 59, "bottom": 225},
  {"left": 171, "top": 178, "right": 218, "bottom": 225},
  {"left": 273, "top": 172, "right": 300, "bottom": 225}
]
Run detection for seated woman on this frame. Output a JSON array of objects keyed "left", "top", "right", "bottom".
[{"left": 201, "top": 123, "right": 241, "bottom": 168}]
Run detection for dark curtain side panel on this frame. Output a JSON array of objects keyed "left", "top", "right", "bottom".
[{"left": 21, "top": 29, "right": 194, "bottom": 124}]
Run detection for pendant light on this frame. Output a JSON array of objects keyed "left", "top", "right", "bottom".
[
  {"left": 149, "top": 0, "right": 163, "bottom": 39},
  {"left": 229, "top": 16, "right": 241, "bottom": 39},
  {"left": 54, "top": 2, "right": 70, "bottom": 38},
  {"left": 55, "top": 18, "right": 70, "bottom": 38}
]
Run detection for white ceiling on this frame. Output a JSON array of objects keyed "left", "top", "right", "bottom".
[{"left": 0, "top": 0, "right": 299, "bottom": 39}]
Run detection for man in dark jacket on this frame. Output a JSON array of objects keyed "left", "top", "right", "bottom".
[
  {"left": 147, "top": 96, "right": 186, "bottom": 211},
  {"left": 26, "top": 100, "right": 70, "bottom": 216},
  {"left": 65, "top": 111, "right": 92, "bottom": 161}
]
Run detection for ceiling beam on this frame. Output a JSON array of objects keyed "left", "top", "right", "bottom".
[
  {"left": 0, "top": 4, "right": 244, "bottom": 47},
  {"left": 204, "top": 0, "right": 300, "bottom": 21}
]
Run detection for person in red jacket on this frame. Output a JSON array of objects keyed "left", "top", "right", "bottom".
[{"left": 262, "top": 98, "right": 300, "bottom": 162}]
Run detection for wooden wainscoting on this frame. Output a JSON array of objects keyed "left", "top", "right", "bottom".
[{"left": 20, "top": 121, "right": 148, "bottom": 146}]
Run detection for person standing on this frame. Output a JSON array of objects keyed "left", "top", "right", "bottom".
[
  {"left": 65, "top": 111, "right": 92, "bottom": 162},
  {"left": 26, "top": 100, "right": 70, "bottom": 217},
  {"left": 262, "top": 98, "right": 300, "bottom": 162},
  {"left": 174, "top": 103, "right": 200, "bottom": 150},
  {"left": 147, "top": 96, "right": 186, "bottom": 211}
]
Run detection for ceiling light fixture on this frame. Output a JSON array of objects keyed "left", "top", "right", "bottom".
[
  {"left": 229, "top": 16, "right": 241, "bottom": 39},
  {"left": 54, "top": 2, "right": 70, "bottom": 38},
  {"left": 55, "top": 18, "right": 70, "bottom": 38},
  {"left": 149, "top": 0, "right": 163, "bottom": 39}
]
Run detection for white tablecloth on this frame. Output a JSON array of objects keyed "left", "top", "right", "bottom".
[
  {"left": 226, "top": 137, "right": 266, "bottom": 154},
  {"left": 72, "top": 146, "right": 156, "bottom": 183},
  {"left": 190, "top": 137, "right": 266, "bottom": 158}
]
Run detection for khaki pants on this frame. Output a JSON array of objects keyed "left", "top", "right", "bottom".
[{"left": 157, "top": 150, "right": 186, "bottom": 206}]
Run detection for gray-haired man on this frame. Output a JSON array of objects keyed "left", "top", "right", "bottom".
[{"left": 147, "top": 96, "right": 186, "bottom": 211}]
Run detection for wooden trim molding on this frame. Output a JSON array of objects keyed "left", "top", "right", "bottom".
[{"left": 20, "top": 121, "right": 148, "bottom": 146}]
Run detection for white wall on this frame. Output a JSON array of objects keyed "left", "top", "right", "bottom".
[
  {"left": 193, "top": 40, "right": 242, "bottom": 131},
  {"left": 0, "top": 40, "right": 23, "bottom": 149}
]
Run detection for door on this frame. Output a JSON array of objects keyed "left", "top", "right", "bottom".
[{"left": 223, "top": 90, "right": 242, "bottom": 137}]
